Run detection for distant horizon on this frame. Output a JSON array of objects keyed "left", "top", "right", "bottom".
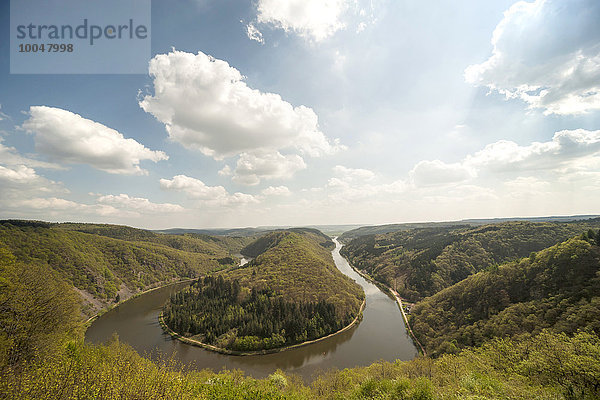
[{"left": 3, "top": 213, "right": 599, "bottom": 232}]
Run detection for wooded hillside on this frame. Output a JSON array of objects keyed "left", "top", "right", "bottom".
[
  {"left": 410, "top": 232, "right": 600, "bottom": 356},
  {"left": 341, "top": 220, "right": 600, "bottom": 301},
  {"left": 0, "top": 221, "right": 252, "bottom": 317}
]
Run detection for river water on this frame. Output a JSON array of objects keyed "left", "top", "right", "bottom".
[{"left": 85, "top": 238, "right": 417, "bottom": 380}]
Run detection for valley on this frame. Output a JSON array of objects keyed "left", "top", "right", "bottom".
[{"left": 1, "top": 218, "right": 599, "bottom": 399}]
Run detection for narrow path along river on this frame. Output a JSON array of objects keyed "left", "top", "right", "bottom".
[{"left": 85, "top": 238, "right": 417, "bottom": 380}]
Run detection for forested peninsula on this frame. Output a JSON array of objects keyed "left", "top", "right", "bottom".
[{"left": 162, "top": 229, "right": 365, "bottom": 352}]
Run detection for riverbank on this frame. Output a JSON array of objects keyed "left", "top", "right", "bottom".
[
  {"left": 337, "top": 251, "right": 426, "bottom": 356},
  {"left": 84, "top": 278, "right": 196, "bottom": 328},
  {"left": 159, "top": 298, "right": 366, "bottom": 356}
]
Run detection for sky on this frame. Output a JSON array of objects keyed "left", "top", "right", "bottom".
[{"left": 1, "top": 0, "right": 599, "bottom": 229}]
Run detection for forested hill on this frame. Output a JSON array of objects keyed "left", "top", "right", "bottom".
[
  {"left": 240, "top": 227, "right": 333, "bottom": 258},
  {"left": 226, "top": 229, "right": 362, "bottom": 318},
  {"left": 410, "top": 232, "right": 600, "bottom": 356},
  {"left": 338, "top": 215, "right": 600, "bottom": 242},
  {"left": 341, "top": 220, "right": 600, "bottom": 301},
  {"left": 0, "top": 220, "right": 253, "bottom": 317},
  {"left": 162, "top": 229, "right": 363, "bottom": 351}
]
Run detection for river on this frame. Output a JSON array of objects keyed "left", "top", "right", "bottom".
[{"left": 85, "top": 238, "right": 417, "bottom": 380}]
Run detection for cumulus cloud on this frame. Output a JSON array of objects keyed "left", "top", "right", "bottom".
[
  {"left": 96, "top": 193, "right": 184, "bottom": 213},
  {"left": 2, "top": 196, "right": 123, "bottom": 219},
  {"left": 17, "top": 197, "right": 87, "bottom": 210},
  {"left": 261, "top": 185, "right": 292, "bottom": 196},
  {"left": 0, "top": 165, "right": 43, "bottom": 185},
  {"left": 21, "top": 106, "right": 168, "bottom": 175},
  {"left": 0, "top": 162, "right": 63, "bottom": 197},
  {"left": 229, "top": 151, "right": 306, "bottom": 186},
  {"left": 246, "top": 22, "right": 264, "bottom": 43},
  {"left": 256, "top": 0, "right": 348, "bottom": 42},
  {"left": 0, "top": 139, "right": 63, "bottom": 170},
  {"left": 315, "top": 128, "right": 600, "bottom": 212},
  {"left": 465, "top": 0, "right": 600, "bottom": 115},
  {"left": 465, "top": 129, "right": 600, "bottom": 173},
  {"left": 332, "top": 165, "right": 375, "bottom": 181},
  {"left": 140, "top": 50, "right": 341, "bottom": 161},
  {"left": 160, "top": 175, "right": 258, "bottom": 206},
  {"left": 404, "top": 128, "right": 600, "bottom": 189},
  {"left": 160, "top": 175, "right": 228, "bottom": 200}
]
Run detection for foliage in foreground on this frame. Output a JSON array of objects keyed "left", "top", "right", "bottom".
[
  {"left": 0, "top": 247, "right": 81, "bottom": 367},
  {"left": 2, "top": 330, "right": 599, "bottom": 399}
]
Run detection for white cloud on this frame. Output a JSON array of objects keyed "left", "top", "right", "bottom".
[
  {"left": 96, "top": 193, "right": 184, "bottom": 213},
  {"left": 0, "top": 104, "right": 9, "bottom": 121},
  {"left": 410, "top": 160, "right": 474, "bottom": 187},
  {"left": 7, "top": 197, "right": 122, "bottom": 218},
  {"left": 465, "top": 0, "right": 600, "bottom": 115},
  {"left": 261, "top": 185, "right": 292, "bottom": 196},
  {"left": 222, "top": 192, "right": 259, "bottom": 206},
  {"left": 21, "top": 106, "right": 168, "bottom": 175},
  {"left": 2, "top": 192, "right": 183, "bottom": 221},
  {"left": 218, "top": 165, "right": 232, "bottom": 177},
  {"left": 332, "top": 165, "right": 375, "bottom": 181},
  {"left": 465, "top": 129, "right": 600, "bottom": 173},
  {"left": 17, "top": 197, "right": 86, "bottom": 210},
  {"left": 246, "top": 22, "right": 264, "bottom": 44},
  {"left": 140, "top": 50, "right": 342, "bottom": 161},
  {"left": 0, "top": 139, "right": 63, "bottom": 170},
  {"left": 160, "top": 175, "right": 228, "bottom": 200},
  {"left": 309, "top": 128, "right": 600, "bottom": 214},
  {"left": 256, "top": 0, "right": 348, "bottom": 42},
  {"left": 0, "top": 163, "right": 63, "bottom": 196},
  {"left": 317, "top": 165, "right": 407, "bottom": 204},
  {"left": 160, "top": 174, "right": 258, "bottom": 206},
  {"left": 0, "top": 164, "right": 42, "bottom": 185},
  {"left": 230, "top": 151, "right": 306, "bottom": 185},
  {"left": 398, "top": 129, "right": 600, "bottom": 189}
]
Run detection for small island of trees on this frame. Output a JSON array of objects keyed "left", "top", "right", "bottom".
[{"left": 163, "top": 276, "right": 358, "bottom": 352}]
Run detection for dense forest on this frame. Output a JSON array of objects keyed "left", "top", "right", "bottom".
[
  {"left": 1, "top": 220, "right": 600, "bottom": 398},
  {"left": 341, "top": 220, "right": 600, "bottom": 301},
  {"left": 164, "top": 276, "right": 354, "bottom": 351},
  {"left": 0, "top": 220, "right": 253, "bottom": 317},
  {"left": 409, "top": 231, "right": 600, "bottom": 356}
]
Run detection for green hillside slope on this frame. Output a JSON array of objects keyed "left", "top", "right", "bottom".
[
  {"left": 0, "top": 221, "right": 250, "bottom": 317},
  {"left": 341, "top": 220, "right": 600, "bottom": 301},
  {"left": 228, "top": 229, "right": 360, "bottom": 315},
  {"left": 410, "top": 232, "right": 600, "bottom": 356}
]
